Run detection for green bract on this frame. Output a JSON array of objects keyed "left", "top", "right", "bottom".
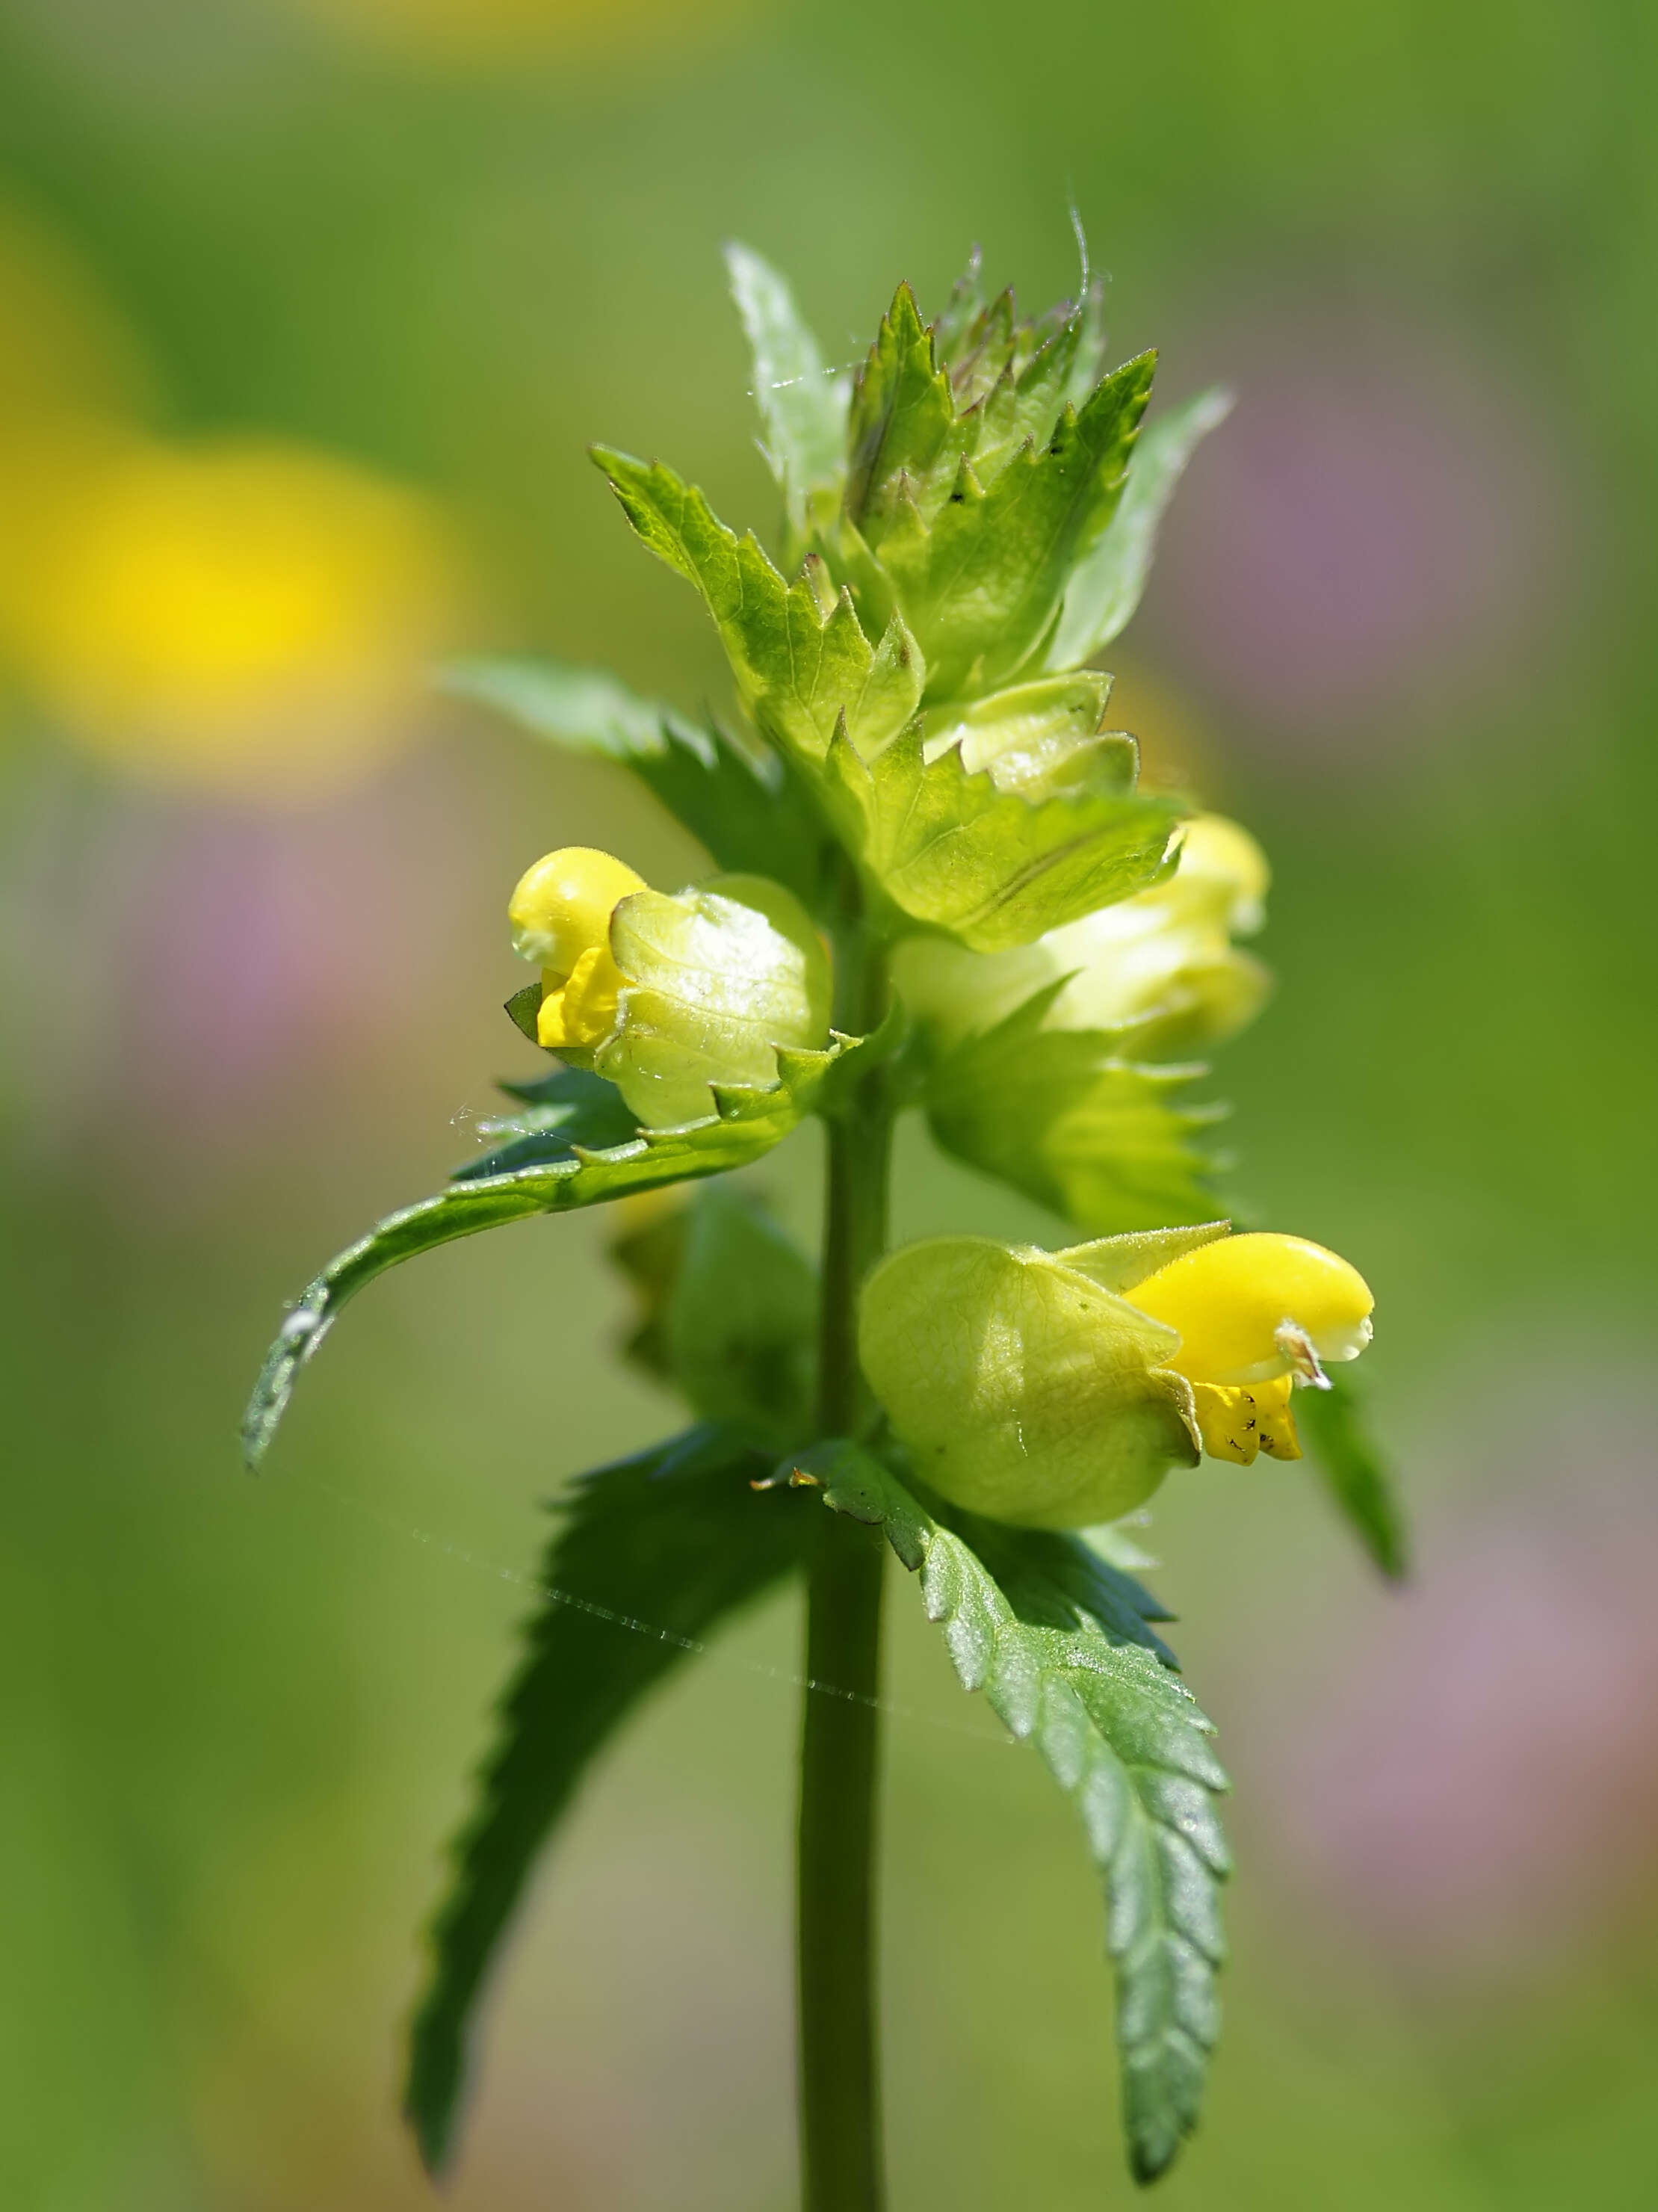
[
  {"left": 859, "top": 1228, "right": 1232, "bottom": 1528},
  {"left": 587, "top": 260, "right": 1195, "bottom": 953}
]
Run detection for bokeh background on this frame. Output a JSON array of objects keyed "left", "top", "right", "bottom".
[{"left": 4, "top": 1, "right": 1656, "bottom": 2205}]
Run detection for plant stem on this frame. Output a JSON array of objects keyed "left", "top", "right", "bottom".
[{"left": 797, "top": 915, "right": 893, "bottom": 2212}]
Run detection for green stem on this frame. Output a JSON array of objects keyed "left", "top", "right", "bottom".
[{"left": 797, "top": 918, "right": 893, "bottom": 2212}]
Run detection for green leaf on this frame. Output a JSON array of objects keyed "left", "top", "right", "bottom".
[
  {"left": 964, "top": 313, "right": 1083, "bottom": 489},
  {"left": 455, "top": 1064, "right": 639, "bottom": 1181},
  {"left": 442, "top": 655, "right": 835, "bottom": 909},
  {"left": 926, "top": 982, "right": 1225, "bottom": 1229},
  {"left": 590, "top": 448, "right": 924, "bottom": 765},
  {"left": 405, "top": 1426, "right": 809, "bottom": 2173},
  {"left": 817, "top": 1448, "right": 1228, "bottom": 2182},
  {"left": 872, "top": 350, "right": 1158, "bottom": 702},
  {"left": 725, "top": 241, "right": 848, "bottom": 546},
  {"left": 614, "top": 1184, "right": 817, "bottom": 1444},
  {"left": 1048, "top": 386, "right": 1233, "bottom": 669},
  {"left": 241, "top": 1039, "right": 855, "bottom": 1469},
  {"left": 442, "top": 653, "right": 706, "bottom": 763},
  {"left": 503, "top": 979, "right": 544, "bottom": 1045},
  {"left": 823, "top": 722, "right": 1182, "bottom": 951},
  {"left": 1295, "top": 1368, "right": 1408, "bottom": 1580},
  {"left": 844, "top": 280, "right": 971, "bottom": 540},
  {"left": 922, "top": 670, "right": 1124, "bottom": 793}
]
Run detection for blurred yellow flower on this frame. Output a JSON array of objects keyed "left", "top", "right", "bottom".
[
  {"left": 0, "top": 193, "right": 465, "bottom": 800},
  {"left": 1, "top": 435, "right": 462, "bottom": 800}
]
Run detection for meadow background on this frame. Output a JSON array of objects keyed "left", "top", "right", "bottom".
[{"left": 4, "top": 1, "right": 1657, "bottom": 2205}]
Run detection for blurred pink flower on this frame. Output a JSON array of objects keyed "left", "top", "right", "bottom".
[
  {"left": 1260, "top": 1400, "right": 1658, "bottom": 1976},
  {"left": 1146, "top": 300, "right": 1580, "bottom": 757}
]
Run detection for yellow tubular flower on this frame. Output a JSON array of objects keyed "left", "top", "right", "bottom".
[
  {"left": 1125, "top": 1232, "right": 1375, "bottom": 1466},
  {"left": 508, "top": 846, "right": 646, "bottom": 1054}
]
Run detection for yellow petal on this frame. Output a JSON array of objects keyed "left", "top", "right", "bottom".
[
  {"left": 509, "top": 846, "right": 646, "bottom": 971},
  {"left": 556, "top": 942, "right": 624, "bottom": 1048},
  {"left": 1127, "top": 1231, "right": 1373, "bottom": 1386},
  {"left": 1190, "top": 1375, "right": 1301, "bottom": 1465}
]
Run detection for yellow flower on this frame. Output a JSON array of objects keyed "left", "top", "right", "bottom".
[
  {"left": 897, "top": 812, "right": 1272, "bottom": 1058},
  {"left": 1124, "top": 1231, "right": 1374, "bottom": 1465},
  {"left": 507, "top": 846, "right": 832, "bottom": 1123},
  {"left": 508, "top": 846, "right": 647, "bottom": 1050},
  {"left": 859, "top": 1223, "right": 1376, "bottom": 1525},
  {"left": 2, "top": 434, "right": 460, "bottom": 798}
]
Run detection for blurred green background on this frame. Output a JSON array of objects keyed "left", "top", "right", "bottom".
[{"left": 4, "top": 1, "right": 1657, "bottom": 2205}]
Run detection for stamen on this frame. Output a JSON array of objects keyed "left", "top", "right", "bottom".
[{"left": 1275, "top": 1318, "right": 1330, "bottom": 1388}]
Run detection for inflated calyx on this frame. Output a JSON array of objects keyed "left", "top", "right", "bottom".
[
  {"left": 507, "top": 845, "right": 831, "bottom": 1127},
  {"left": 858, "top": 1223, "right": 1373, "bottom": 1530}
]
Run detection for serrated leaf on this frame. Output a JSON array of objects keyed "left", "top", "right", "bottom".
[
  {"left": 823, "top": 722, "right": 1182, "bottom": 951},
  {"left": 873, "top": 350, "right": 1157, "bottom": 702},
  {"left": 925, "top": 981, "right": 1225, "bottom": 1229},
  {"left": 726, "top": 241, "right": 849, "bottom": 548},
  {"left": 820, "top": 1451, "right": 1228, "bottom": 2181},
  {"left": 844, "top": 280, "right": 971, "bottom": 541},
  {"left": 1048, "top": 386, "right": 1233, "bottom": 668},
  {"left": 242, "top": 1039, "right": 855, "bottom": 1469},
  {"left": 455, "top": 1064, "right": 639, "bottom": 1181},
  {"left": 965, "top": 313, "right": 1083, "bottom": 488},
  {"left": 405, "top": 1426, "right": 809, "bottom": 2173},
  {"left": 442, "top": 655, "right": 834, "bottom": 909},
  {"left": 1295, "top": 1367, "right": 1408, "bottom": 1579},
  {"left": 942, "top": 285, "right": 1020, "bottom": 412},
  {"left": 590, "top": 448, "right": 924, "bottom": 765}
]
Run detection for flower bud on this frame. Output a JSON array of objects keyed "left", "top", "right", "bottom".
[
  {"left": 897, "top": 812, "right": 1270, "bottom": 1058},
  {"left": 858, "top": 1223, "right": 1375, "bottom": 1524},
  {"left": 508, "top": 847, "right": 831, "bottom": 1127}
]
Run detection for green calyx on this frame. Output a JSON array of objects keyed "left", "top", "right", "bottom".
[
  {"left": 597, "top": 873, "right": 832, "bottom": 1128},
  {"left": 857, "top": 1228, "right": 1228, "bottom": 1530}
]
